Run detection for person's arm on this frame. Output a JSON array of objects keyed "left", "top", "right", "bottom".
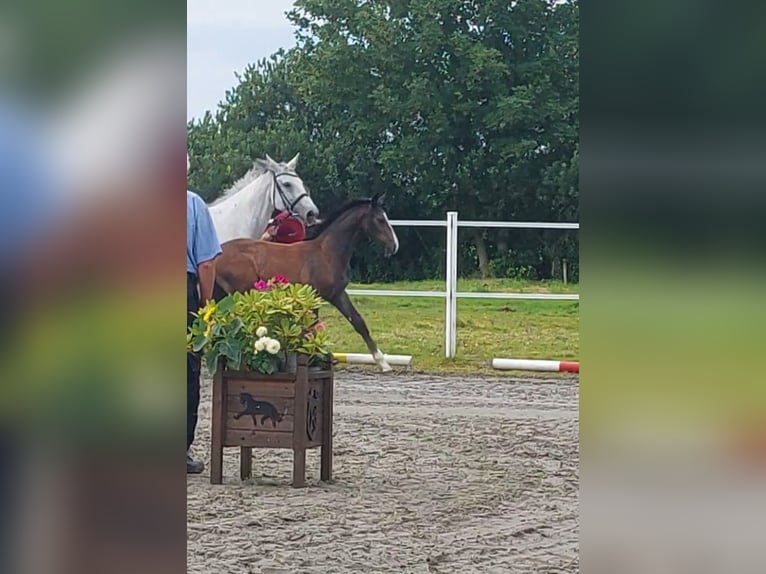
[
  {"left": 191, "top": 196, "right": 222, "bottom": 303},
  {"left": 197, "top": 258, "right": 217, "bottom": 303}
]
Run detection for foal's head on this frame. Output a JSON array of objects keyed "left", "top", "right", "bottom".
[
  {"left": 362, "top": 193, "right": 399, "bottom": 256},
  {"left": 305, "top": 192, "right": 399, "bottom": 256}
]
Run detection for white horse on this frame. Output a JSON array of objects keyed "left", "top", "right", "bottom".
[{"left": 208, "top": 153, "right": 319, "bottom": 244}]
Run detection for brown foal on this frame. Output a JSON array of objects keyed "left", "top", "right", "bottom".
[{"left": 213, "top": 193, "right": 399, "bottom": 372}]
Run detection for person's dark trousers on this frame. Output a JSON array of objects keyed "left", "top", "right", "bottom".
[
  {"left": 0, "top": 434, "right": 19, "bottom": 574},
  {"left": 187, "top": 272, "right": 202, "bottom": 450}
]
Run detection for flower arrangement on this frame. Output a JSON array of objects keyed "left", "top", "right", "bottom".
[{"left": 187, "top": 276, "right": 331, "bottom": 374}]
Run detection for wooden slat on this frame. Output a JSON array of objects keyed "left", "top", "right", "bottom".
[
  {"left": 226, "top": 413, "right": 294, "bottom": 433},
  {"left": 226, "top": 379, "right": 296, "bottom": 398},
  {"left": 223, "top": 370, "right": 297, "bottom": 381},
  {"left": 224, "top": 429, "right": 293, "bottom": 449},
  {"left": 222, "top": 366, "right": 330, "bottom": 381}
]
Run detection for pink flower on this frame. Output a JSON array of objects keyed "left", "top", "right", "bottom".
[
  {"left": 253, "top": 280, "right": 271, "bottom": 291},
  {"left": 314, "top": 322, "right": 326, "bottom": 332},
  {"left": 272, "top": 274, "right": 290, "bottom": 285}
]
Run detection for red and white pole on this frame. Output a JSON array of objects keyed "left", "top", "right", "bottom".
[{"left": 492, "top": 358, "right": 579, "bottom": 373}]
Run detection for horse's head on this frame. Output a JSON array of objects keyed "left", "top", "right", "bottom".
[
  {"left": 238, "top": 392, "right": 248, "bottom": 405},
  {"left": 257, "top": 153, "right": 319, "bottom": 227},
  {"left": 361, "top": 193, "right": 399, "bottom": 257}
]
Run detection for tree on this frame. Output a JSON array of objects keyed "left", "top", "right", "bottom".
[{"left": 188, "top": 0, "right": 579, "bottom": 281}]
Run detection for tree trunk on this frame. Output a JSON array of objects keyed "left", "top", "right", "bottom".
[{"left": 474, "top": 232, "right": 490, "bottom": 279}]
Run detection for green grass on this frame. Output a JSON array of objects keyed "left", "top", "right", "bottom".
[
  {"left": 350, "top": 277, "right": 580, "bottom": 294},
  {"left": 322, "top": 278, "right": 579, "bottom": 375}
]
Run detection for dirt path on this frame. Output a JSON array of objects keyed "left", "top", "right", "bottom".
[{"left": 187, "top": 371, "right": 579, "bottom": 573}]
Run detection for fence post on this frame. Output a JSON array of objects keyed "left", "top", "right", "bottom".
[{"left": 445, "top": 211, "right": 458, "bottom": 358}]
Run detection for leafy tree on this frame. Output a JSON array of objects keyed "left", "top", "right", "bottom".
[{"left": 188, "top": 0, "right": 579, "bottom": 282}]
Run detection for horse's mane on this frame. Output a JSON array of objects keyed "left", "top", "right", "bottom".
[
  {"left": 304, "top": 198, "right": 374, "bottom": 240},
  {"left": 209, "top": 159, "right": 274, "bottom": 206}
]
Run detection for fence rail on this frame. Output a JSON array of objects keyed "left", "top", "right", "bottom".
[
  {"left": 348, "top": 212, "right": 579, "bottom": 358},
  {"left": 388, "top": 220, "right": 580, "bottom": 230}
]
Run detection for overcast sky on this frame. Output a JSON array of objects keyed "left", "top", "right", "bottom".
[{"left": 187, "top": 0, "right": 298, "bottom": 122}]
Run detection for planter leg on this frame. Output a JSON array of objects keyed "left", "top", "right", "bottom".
[
  {"left": 292, "top": 448, "right": 306, "bottom": 488},
  {"left": 321, "top": 376, "right": 334, "bottom": 482},
  {"left": 240, "top": 447, "right": 252, "bottom": 480},
  {"left": 210, "top": 443, "right": 223, "bottom": 485},
  {"left": 320, "top": 444, "right": 332, "bottom": 482},
  {"left": 210, "top": 369, "right": 225, "bottom": 485}
]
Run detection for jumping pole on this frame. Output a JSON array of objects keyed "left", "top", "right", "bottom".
[
  {"left": 333, "top": 353, "right": 413, "bottom": 367},
  {"left": 491, "top": 358, "right": 579, "bottom": 373}
]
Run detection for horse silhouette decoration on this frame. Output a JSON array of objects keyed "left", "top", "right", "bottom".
[
  {"left": 214, "top": 193, "right": 399, "bottom": 372},
  {"left": 233, "top": 393, "right": 284, "bottom": 428}
]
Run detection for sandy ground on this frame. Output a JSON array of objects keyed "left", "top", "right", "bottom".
[{"left": 187, "top": 371, "right": 579, "bottom": 573}]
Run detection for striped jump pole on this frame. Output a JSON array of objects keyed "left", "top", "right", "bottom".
[
  {"left": 492, "top": 358, "right": 579, "bottom": 373},
  {"left": 333, "top": 352, "right": 413, "bottom": 367}
]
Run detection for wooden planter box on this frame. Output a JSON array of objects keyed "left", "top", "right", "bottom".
[{"left": 210, "top": 354, "right": 334, "bottom": 487}]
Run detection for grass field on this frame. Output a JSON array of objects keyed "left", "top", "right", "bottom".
[{"left": 320, "top": 278, "right": 579, "bottom": 374}]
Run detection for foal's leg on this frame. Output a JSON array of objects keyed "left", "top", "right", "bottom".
[{"left": 330, "top": 290, "right": 392, "bottom": 372}]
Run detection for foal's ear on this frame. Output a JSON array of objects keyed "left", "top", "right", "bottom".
[{"left": 372, "top": 192, "right": 386, "bottom": 206}]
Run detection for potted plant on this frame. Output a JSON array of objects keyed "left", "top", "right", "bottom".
[
  {"left": 187, "top": 275, "right": 331, "bottom": 374},
  {"left": 186, "top": 276, "right": 335, "bottom": 487}
]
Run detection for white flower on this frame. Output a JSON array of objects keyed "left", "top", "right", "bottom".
[
  {"left": 256, "top": 326, "right": 268, "bottom": 337},
  {"left": 254, "top": 338, "right": 266, "bottom": 352},
  {"left": 265, "top": 338, "right": 281, "bottom": 355}
]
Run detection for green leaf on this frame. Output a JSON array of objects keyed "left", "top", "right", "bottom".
[
  {"left": 191, "top": 336, "right": 208, "bottom": 353},
  {"left": 229, "top": 317, "right": 244, "bottom": 335},
  {"left": 228, "top": 349, "right": 242, "bottom": 370},
  {"left": 203, "top": 348, "right": 221, "bottom": 372}
]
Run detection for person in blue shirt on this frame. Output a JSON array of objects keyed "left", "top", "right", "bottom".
[
  {"left": 187, "top": 189, "right": 221, "bottom": 303},
  {"left": 187, "top": 178, "right": 222, "bottom": 473}
]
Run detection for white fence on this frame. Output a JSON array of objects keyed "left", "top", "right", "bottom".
[{"left": 346, "top": 211, "right": 580, "bottom": 358}]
